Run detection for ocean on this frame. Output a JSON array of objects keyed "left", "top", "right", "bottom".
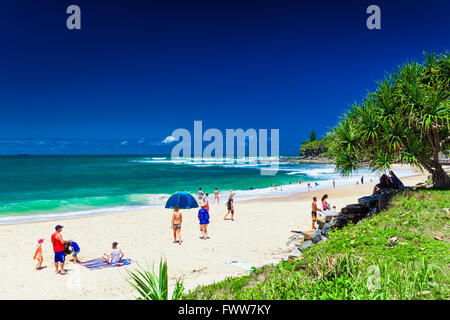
[{"left": 0, "top": 155, "right": 415, "bottom": 224}]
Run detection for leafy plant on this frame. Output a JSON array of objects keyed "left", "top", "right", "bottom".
[
  {"left": 329, "top": 51, "right": 450, "bottom": 187},
  {"left": 126, "top": 258, "right": 184, "bottom": 300}
]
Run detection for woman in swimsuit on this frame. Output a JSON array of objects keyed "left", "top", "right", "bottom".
[
  {"left": 321, "top": 194, "right": 331, "bottom": 213},
  {"left": 171, "top": 206, "right": 182, "bottom": 245},
  {"left": 214, "top": 188, "right": 219, "bottom": 204},
  {"left": 223, "top": 190, "right": 235, "bottom": 221}
]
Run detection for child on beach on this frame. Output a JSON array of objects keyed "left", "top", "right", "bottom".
[
  {"left": 33, "top": 238, "right": 44, "bottom": 270},
  {"left": 171, "top": 206, "right": 183, "bottom": 245},
  {"left": 198, "top": 202, "right": 210, "bottom": 240},
  {"left": 311, "top": 197, "right": 322, "bottom": 229},
  {"left": 68, "top": 240, "right": 80, "bottom": 263},
  {"left": 329, "top": 206, "right": 337, "bottom": 215}
]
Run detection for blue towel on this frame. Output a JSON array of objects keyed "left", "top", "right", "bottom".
[{"left": 80, "top": 258, "right": 132, "bottom": 270}]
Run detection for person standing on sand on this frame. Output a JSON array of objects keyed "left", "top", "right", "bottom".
[
  {"left": 214, "top": 188, "right": 219, "bottom": 204},
  {"left": 223, "top": 190, "right": 235, "bottom": 221},
  {"left": 171, "top": 206, "right": 182, "bottom": 245},
  {"left": 33, "top": 238, "right": 44, "bottom": 270},
  {"left": 307, "top": 182, "right": 311, "bottom": 192},
  {"left": 204, "top": 193, "right": 210, "bottom": 212},
  {"left": 321, "top": 194, "right": 331, "bottom": 212},
  {"left": 361, "top": 176, "right": 364, "bottom": 184},
  {"left": 198, "top": 202, "right": 210, "bottom": 240},
  {"left": 333, "top": 180, "right": 335, "bottom": 188},
  {"left": 51, "top": 225, "right": 67, "bottom": 274},
  {"left": 198, "top": 188, "right": 204, "bottom": 201},
  {"left": 311, "top": 197, "right": 322, "bottom": 229}
]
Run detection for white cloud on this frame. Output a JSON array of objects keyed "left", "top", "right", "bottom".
[
  {"left": 162, "top": 136, "right": 177, "bottom": 144},
  {"left": 120, "top": 140, "right": 128, "bottom": 146}
]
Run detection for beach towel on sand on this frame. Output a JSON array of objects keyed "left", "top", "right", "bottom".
[{"left": 80, "top": 258, "right": 132, "bottom": 270}]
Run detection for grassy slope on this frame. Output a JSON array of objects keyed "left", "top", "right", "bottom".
[{"left": 184, "top": 190, "right": 450, "bottom": 300}]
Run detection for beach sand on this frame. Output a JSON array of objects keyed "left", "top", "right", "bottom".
[{"left": 0, "top": 173, "right": 426, "bottom": 300}]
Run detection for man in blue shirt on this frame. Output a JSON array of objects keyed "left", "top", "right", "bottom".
[{"left": 68, "top": 240, "right": 81, "bottom": 263}]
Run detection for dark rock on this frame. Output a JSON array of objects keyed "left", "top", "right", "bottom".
[
  {"left": 296, "top": 240, "right": 313, "bottom": 251},
  {"left": 328, "top": 215, "right": 340, "bottom": 228},
  {"left": 316, "top": 215, "right": 326, "bottom": 228},
  {"left": 367, "top": 207, "right": 379, "bottom": 217},
  {"left": 358, "top": 196, "right": 379, "bottom": 208},
  {"left": 376, "top": 193, "right": 388, "bottom": 211},
  {"left": 321, "top": 223, "right": 332, "bottom": 238},
  {"left": 312, "top": 229, "right": 322, "bottom": 243},
  {"left": 341, "top": 204, "right": 371, "bottom": 215}
]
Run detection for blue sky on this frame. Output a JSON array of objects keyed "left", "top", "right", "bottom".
[{"left": 0, "top": 0, "right": 449, "bottom": 155}]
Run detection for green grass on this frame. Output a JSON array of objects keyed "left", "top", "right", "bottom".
[{"left": 183, "top": 189, "right": 450, "bottom": 300}]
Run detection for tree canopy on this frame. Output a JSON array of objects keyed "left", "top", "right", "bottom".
[
  {"left": 330, "top": 51, "right": 450, "bottom": 187},
  {"left": 310, "top": 129, "right": 317, "bottom": 141}
]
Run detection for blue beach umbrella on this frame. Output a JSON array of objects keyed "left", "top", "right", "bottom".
[{"left": 165, "top": 191, "right": 199, "bottom": 209}]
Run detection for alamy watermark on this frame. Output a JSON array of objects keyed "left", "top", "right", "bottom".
[
  {"left": 168, "top": 121, "right": 280, "bottom": 175},
  {"left": 366, "top": 5, "right": 381, "bottom": 30},
  {"left": 65, "top": 4, "right": 381, "bottom": 31}
]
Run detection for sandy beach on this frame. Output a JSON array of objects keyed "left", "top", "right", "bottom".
[{"left": 0, "top": 173, "right": 427, "bottom": 300}]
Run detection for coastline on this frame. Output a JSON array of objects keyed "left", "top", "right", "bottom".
[
  {"left": 0, "top": 166, "right": 427, "bottom": 300},
  {"left": 0, "top": 160, "right": 421, "bottom": 226}
]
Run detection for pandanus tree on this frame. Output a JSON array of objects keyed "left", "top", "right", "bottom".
[{"left": 330, "top": 51, "right": 450, "bottom": 187}]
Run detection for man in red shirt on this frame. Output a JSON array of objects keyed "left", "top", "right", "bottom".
[{"left": 51, "top": 225, "right": 67, "bottom": 274}]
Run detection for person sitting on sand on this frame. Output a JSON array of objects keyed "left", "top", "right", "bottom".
[
  {"left": 171, "top": 206, "right": 183, "bottom": 245},
  {"left": 101, "top": 242, "right": 124, "bottom": 264},
  {"left": 68, "top": 240, "right": 80, "bottom": 263},
  {"left": 311, "top": 197, "right": 322, "bottom": 229},
  {"left": 389, "top": 170, "right": 405, "bottom": 189},
  {"left": 214, "top": 188, "right": 219, "bottom": 204},
  {"left": 198, "top": 202, "right": 210, "bottom": 240},
  {"left": 33, "top": 238, "right": 44, "bottom": 270},
  {"left": 51, "top": 225, "right": 68, "bottom": 275},
  {"left": 223, "top": 190, "right": 235, "bottom": 221},
  {"left": 373, "top": 174, "right": 394, "bottom": 194}
]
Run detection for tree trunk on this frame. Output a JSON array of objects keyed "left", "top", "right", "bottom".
[{"left": 431, "top": 161, "right": 450, "bottom": 188}]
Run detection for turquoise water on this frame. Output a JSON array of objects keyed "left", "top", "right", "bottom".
[{"left": 0, "top": 155, "right": 414, "bottom": 223}]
